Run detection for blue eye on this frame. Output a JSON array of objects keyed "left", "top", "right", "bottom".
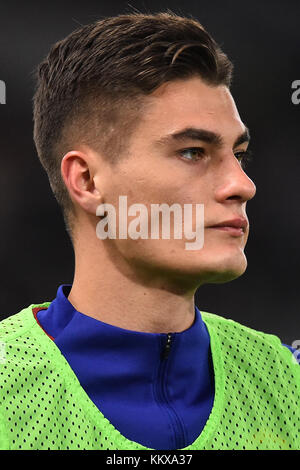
[{"left": 178, "top": 147, "right": 205, "bottom": 162}]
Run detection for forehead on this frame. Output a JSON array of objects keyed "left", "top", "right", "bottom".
[{"left": 138, "top": 76, "right": 246, "bottom": 142}]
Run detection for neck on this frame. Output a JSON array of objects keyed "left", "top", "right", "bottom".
[{"left": 68, "top": 234, "right": 196, "bottom": 334}]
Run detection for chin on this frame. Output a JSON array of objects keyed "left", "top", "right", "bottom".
[
  {"left": 176, "top": 247, "right": 248, "bottom": 286},
  {"left": 198, "top": 254, "right": 248, "bottom": 285},
  {"left": 207, "top": 267, "right": 246, "bottom": 284}
]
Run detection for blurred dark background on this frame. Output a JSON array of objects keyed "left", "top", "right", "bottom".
[{"left": 0, "top": 0, "right": 299, "bottom": 344}]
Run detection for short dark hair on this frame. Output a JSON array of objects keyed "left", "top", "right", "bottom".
[{"left": 32, "top": 11, "right": 233, "bottom": 241}]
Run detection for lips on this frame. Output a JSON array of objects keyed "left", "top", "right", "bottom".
[{"left": 209, "top": 218, "right": 248, "bottom": 231}]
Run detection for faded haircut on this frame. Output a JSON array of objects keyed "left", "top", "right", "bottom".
[{"left": 32, "top": 11, "right": 233, "bottom": 242}]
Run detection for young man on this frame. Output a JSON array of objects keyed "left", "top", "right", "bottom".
[{"left": 0, "top": 12, "right": 299, "bottom": 451}]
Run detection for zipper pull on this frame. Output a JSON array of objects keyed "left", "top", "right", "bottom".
[{"left": 161, "top": 333, "right": 172, "bottom": 360}]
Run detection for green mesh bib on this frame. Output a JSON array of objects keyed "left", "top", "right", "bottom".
[{"left": 0, "top": 303, "right": 299, "bottom": 450}]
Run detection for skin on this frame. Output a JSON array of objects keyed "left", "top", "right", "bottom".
[{"left": 61, "top": 76, "right": 256, "bottom": 333}]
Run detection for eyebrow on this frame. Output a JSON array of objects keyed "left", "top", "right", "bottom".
[{"left": 154, "top": 126, "right": 250, "bottom": 149}]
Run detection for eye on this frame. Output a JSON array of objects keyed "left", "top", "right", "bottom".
[
  {"left": 234, "top": 149, "right": 253, "bottom": 169},
  {"left": 177, "top": 147, "right": 205, "bottom": 162}
]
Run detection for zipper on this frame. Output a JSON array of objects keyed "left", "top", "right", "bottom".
[
  {"left": 161, "top": 333, "right": 172, "bottom": 360},
  {"left": 155, "top": 333, "right": 187, "bottom": 449}
]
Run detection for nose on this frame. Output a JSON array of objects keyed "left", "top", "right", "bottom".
[{"left": 214, "top": 154, "right": 256, "bottom": 203}]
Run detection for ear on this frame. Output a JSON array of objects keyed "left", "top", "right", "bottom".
[{"left": 61, "top": 150, "right": 102, "bottom": 215}]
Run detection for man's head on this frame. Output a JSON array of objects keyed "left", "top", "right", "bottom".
[{"left": 33, "top": 11, "right": 256, "bottom": 290}]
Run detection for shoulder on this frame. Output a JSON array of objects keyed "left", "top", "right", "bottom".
[
  {"left": 200, "top": 310, "right": 300, "bottom": 367},
  {"left": 201, "top": 309, "right": 286, "bottom": 343},
  {"left": 0, "top": 302, "right": 51, "bottom": 340},
  {"left": 200, "top": 309, "right": 274, "bottom": 340},
  {"left": 0, "top": 302, "right": 54, "bottom": 393},
  {"left": 0, "top": 302, "right": 70, "bottom": 411}
]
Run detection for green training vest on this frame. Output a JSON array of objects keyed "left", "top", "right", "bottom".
[{"left": 0, "top": 303, "right": 299, "bottom": 450}]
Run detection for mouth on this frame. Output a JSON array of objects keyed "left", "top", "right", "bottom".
[{"left": 207, "top": 217, "right": 248, "bottom": 237}]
